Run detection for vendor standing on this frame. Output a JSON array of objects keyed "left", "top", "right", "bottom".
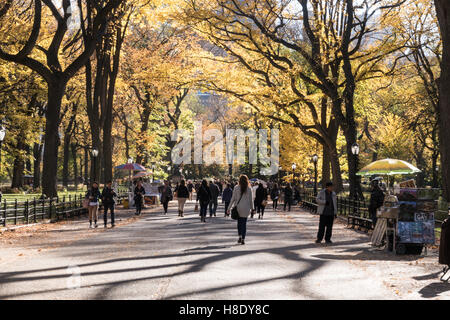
[
  {"left": 369, "top": 180, "right": 385, "bottom": 228},
  {"left": 315, "top": 182, "right": 337, "bottom": 244}
]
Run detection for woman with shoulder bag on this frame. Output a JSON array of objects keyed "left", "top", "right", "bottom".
[
  {"left": 227, "top": 175, "right": 255, "bottom": 245},
  {"left": 86, "top": 182, "right": 101, "bottom": 228},
  {"left": 255, "top": 183, "right": 268, "bottom": 219}
]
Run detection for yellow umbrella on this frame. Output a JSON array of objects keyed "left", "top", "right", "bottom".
[{"left": 357, "top": 158, "right": 421, "bottom": 176}]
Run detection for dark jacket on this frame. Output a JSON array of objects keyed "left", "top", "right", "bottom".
[
  {"left": 161, "top": 185, "right": 173, "bottom": 203},
  {"left": 284, "top": 186, "right": 293, "bottom": 199},
  {"left": 209, "top": 183, "right": 220, "bottom": 200},
  {"left": 197, "top": 185, "right": 212, "bottom": 204},
  {"left": 134, "top": 186, "right": 146, "bottom": 200},
  {"left": 440, "top": 218, "right": 450, "bottom": 265},
  {"left": 101, "top": 187, "right": 117, "bottom": 205},
  {"left": 255, "top": 186, "right": 268, "bottom": 206},
  {"left": 369, "top": 187, "right": 385, "bottom": 209},
  {"left": 270, "top": 188, "right": 280, "bottom": 200},
  {"left": 222, "top": 187, "right": 233, "bottom": 202},
  {"left": 177, "top": 185, "right": 189, "bottom": 198},
  {"left": 86, "top": 188, "right": 101, "bottom": 203}
]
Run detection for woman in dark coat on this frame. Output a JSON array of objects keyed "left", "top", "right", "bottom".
[
  {"left": 134, "top": 180, "right": 146, "bottom": 215},
  {"left": 176, "top": 179, "right": 190, "bottom": 217},
  {"left": 160, "top": 180, "right": 173, "bottom": 215},
  {"left": 270, "top": 183, "right": 280, "bottom": 211},
  {"left": 255, "top": 183, "right": 268, "bottom": 219},
  {"left": 196, "top": 179, "right": 212, "bottom": 222}
]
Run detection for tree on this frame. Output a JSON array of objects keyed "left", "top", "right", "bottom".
[
  {"left": 0, "top": 0, "right": 125, "bottom": 197},
  {"left": 180, "top": 0, "right": 408, "bottom": 196},
  {"left": 434, "top": 0, "right": 450, "bottom": 201}
]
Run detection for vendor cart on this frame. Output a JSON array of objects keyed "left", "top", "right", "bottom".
[{"left": 376, "top": 188, "right": 437, "bottom": 255}]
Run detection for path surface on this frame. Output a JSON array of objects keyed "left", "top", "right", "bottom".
[{"left": 0, "top": 199, "right": 448, "bottom": 300}]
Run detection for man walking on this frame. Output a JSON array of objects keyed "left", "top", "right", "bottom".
[
  {"left": 315, "top": 182, "right": 337, "bottom": 244},
  {"left": 222, "top": 183, "right": 233, "bottom": 217},
  {"left": 209, "top": 180, "right": 220, "bottom": 217},
  {"left": 101, "top": 181, "right": 117, "bottom": 228},
  {"left": 283, "top": 183, "right": 293, "bottom": 211}
]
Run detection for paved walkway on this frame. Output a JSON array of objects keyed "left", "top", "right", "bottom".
[{"left": 0, "top": 200, "right": 448, "bottom": 300}]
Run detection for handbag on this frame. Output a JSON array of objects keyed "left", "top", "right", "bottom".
[
  {"left": 82, "top": 198, "right": 89, "bottom": 209},
  {"left": 262, "top": 199, "right": 268, "bottom": 207},
  {"left": 231, "top": 192, "right": 244, "bottom": 220},
  {"left": 194, "top": 203, "right": 199, "bottom": 212}
]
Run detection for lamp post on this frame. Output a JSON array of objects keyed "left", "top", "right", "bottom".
[
  {"left": 0, "top": 124, "right": 5, "bottom": 203},
  {"left": 151, "top": 164, "right": 156, "bottom": 183},
  {"left": 92, "top": 148, "right": 99, "bottom": 183},
  {"left": 351, "top": 143, "right": 360, "bottom": 200},
  {"left": 312, "top": 154, "right": 318, "bottom": 195},
  {"left": 127, "top": 157, "right": 133, "bottom": 189},
  {"left": 278, "top": 166, "right": 282, "bottom": 184},
  {"left": 291, "top": 163, "right": 296, "bottom": 185}
]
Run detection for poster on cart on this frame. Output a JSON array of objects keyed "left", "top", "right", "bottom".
[{"left": 397, "top": 221, "right": 435, "bottom": 244}]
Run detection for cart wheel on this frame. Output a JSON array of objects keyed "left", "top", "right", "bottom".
[{"left": 395, "top": 243, "right": 406, "bottom": 255}]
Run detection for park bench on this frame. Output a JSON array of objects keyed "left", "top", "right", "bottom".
[
  {"left": 347, "top": 214, "right": 373, "bottom": 231},
  {"left": 301, "top": 200, "right": 318, "bottom": 214}
]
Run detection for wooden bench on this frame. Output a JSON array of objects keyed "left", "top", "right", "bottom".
[
  {"left": 301, "top": 200, "right": 318, "bottom": 214},
  {"left": 347, "top": 215, "right": 373, "bottom": 231}
]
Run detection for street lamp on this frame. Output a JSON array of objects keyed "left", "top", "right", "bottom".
[
  {"left": 127, "top": 158, "right": 133, "bottom": 188},
  {"left": 278, "top": 166, "right": 282, "bottom": 183},
  {"left": 92, "top": 148, "right": 98, "bottom": 182},
  {"left": 0, "top": 124, "right": 5, "bottom": 203},
  {"left": 312, "top": 154, "right": 318, "bottom": 195},
  {"left": 291, "top": 163, "right": 297, "bottom": 184},
  {"left": 351, "top": 143, "right": 360, "bottom": 200}
]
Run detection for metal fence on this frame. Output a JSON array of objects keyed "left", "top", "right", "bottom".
[
  {"left": 0, "top": 191, "right": 129, "bottom": 227},
  {"left": 299, "top": 189, "right": 447, "bottom": 232}
]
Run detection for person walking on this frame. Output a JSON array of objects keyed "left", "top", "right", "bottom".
[
  {"left": 209, "top": 180, "right": 220, "bottom": 217},
  {"left": 101, "top": 180, "right": 117, "bottom": 228},
  {"left": 160, "top": 180, "right": 173, "bottom": 215},
  {"left": 227, "top": 175, "right": 255, "bottom": 245},
  {"left": 255, "top": 182, "right": 268, "bottom": 219},
  {"left": 187, "top": 181, "right": 194, "bottom": 201},
  {"left": 222, "top": 183, "right": 233, "bottom": 217},
  {"left": 369, "top": 180, "right": 385, "bottom": 228},
  {"left": 315, "top": 182, "right": 338, "bottom": 244},
  {"left": 283, "top": 183, "right": 293, "bottom": 211},
  {"left": 134, "top": 180, "right": 146, "bottom": 215},
  {"left": 271, "top": 183, "right": 280, "bottom": 211},
  {"left": 176, "top": 179, "right": 189, "bottom": 217},
  {"left": 197, "top": 179, "right": 212, "bottom": 222},
  {"left": 86, "top": 182, "right": 101, "bottom": 228}
]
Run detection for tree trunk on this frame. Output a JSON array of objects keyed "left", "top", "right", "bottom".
[
  {"left": 435, "top": 0, "right": 450, "bottom": 201},
  {"left": 42, "top": 82, "right": 66, "bottom": 197},
  {"left": 11, "top": 154, "right": 24, "bottom": 189},
  {"left": 62, "top": 134, "right": 71, "bottom": 187},
  {"left": 71, "top": 143, "right": 78, "bottom": 190},
  {"left": 33, "top": 141, "right": 43, "bottom": 189},
  {"left": 322, "top": 145, "right": 331, "bottom": 187},
  {"left": 84, "top": 147, "right": 89, "bottom": 187}
]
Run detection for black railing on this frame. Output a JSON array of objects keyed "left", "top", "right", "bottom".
[
  {"left": 0, "top": 191, "right": 129, "bottom": 227},
  {"left": 300, "top": 190, "right": 373, "bottom": 231}
]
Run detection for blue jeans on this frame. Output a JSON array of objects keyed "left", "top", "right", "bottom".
[
  {"left": 237, "top": 217, "right": 248, "bottom": 239},
  {"left": 209, "top": 199, "right": 218, "bottom": 216}
]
